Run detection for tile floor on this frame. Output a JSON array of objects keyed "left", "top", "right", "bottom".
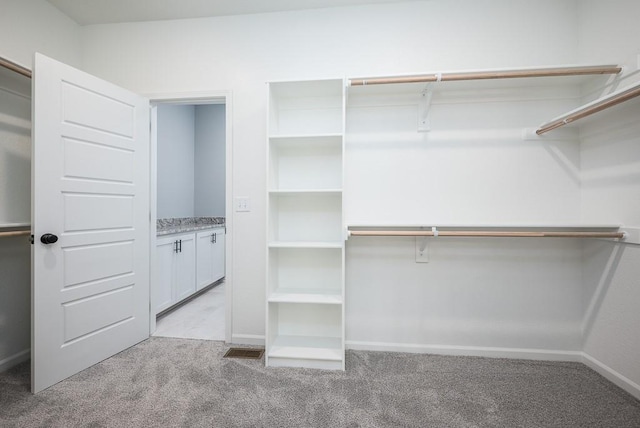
[{"left": 153, "top": 282, "right": 225, "bottom": 341}]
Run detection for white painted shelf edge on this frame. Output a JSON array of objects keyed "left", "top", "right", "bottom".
[
  {"left": 268, "top": 241, "right": 343, "bottom": 249},
  {"left": 269, "top": 133, "right": 343, "bottom": 140},
  {"left": 269, "top": 189, "right": 342, "bottom": 194},
  {"left": 268, "top": 289, "right": 342, "bottom": 305},
  {"left": 268, "top": 335, "right": 343, "bottom": 361}
]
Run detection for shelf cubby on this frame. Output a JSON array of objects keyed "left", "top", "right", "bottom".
[
  {"left": 267, "top": 302, "right": 343, "bottom": 369},
  {"left": 268, "top": 192, "right": 342, "bottom": 244},
  {"left": 268, "top": 247, "right": 343, "bottom": 304},
  {"left": 269, "top": 79, "right": 344, "bottom": 137},
  {"left": 269, "top": 135, "right": 343, "bottom": 191}
]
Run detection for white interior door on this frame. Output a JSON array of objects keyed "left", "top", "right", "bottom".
[{"left": 32, "top": 53, "right": 150, "bottom": 393}]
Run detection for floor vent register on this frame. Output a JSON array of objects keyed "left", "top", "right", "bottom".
[{"left": 223, "top": 348, "right": 265, "bottom": 359}]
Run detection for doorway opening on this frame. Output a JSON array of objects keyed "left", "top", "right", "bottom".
[{"left": 149, "top": 94, "right": 233, "bottom": 343}]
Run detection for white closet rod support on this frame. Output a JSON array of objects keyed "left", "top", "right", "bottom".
[
  {"left": 0, "top": 57, "right": 32, "bottom": 79},
  {"left": 0, "top": 230, "right": 31, "bottom": 238},
  {"left": 536, "top": 83, "right": 640, "bottom": 135},
  {"left": 349, "top": 230, "right": 626, "bottom": 239},
  {"left": 349, "top": 65, "right": 621, "bottom": 86}
]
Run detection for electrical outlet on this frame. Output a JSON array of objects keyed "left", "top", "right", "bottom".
[
  {"left": 235, "top": 197, "right": 250, "bottom": 212},
  {"left": 415, "top": 237, "right": 429, "bottom": 263}
]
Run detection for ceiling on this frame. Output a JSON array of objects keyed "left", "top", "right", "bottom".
[{"left": 46, "top": 0, "right": 418, "bottom": 25}]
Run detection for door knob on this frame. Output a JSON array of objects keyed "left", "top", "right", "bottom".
[{"left": 40, "top": 233, "right": 58, "bottom": 244}]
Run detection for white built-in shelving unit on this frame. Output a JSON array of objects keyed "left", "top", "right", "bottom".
[
  {"left": 266, "top": 79, "right": 345, "bottom": 370},
  {"left": 263, "top": 65, "right": 640, "bottom": 371}
]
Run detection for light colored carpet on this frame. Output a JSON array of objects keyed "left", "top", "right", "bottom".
[{"left": 1, "top": 337, "right": 639, "bottom": 427}]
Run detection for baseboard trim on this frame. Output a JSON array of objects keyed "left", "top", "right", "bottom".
[
  {"left": 231, "top": 334, "right": 265, "bottom": 346},
  {"left": 345, "top": 341, "right": 583, "bottom": 362},
  {"left": 582, "top": 352, "right": 640, "bottom": 400},
  {"left": 0, "top": 349, "right": 30, "bottom": 373}
]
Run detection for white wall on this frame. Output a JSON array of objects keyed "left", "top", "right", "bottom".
[
  {"left": 347, "top": 237, "right": 584, "bottom": 353},
  {"left": 344, "top": 71, "right": 589, "bottom": 353},
  {"left": 577, "top": 0, "right": 640, "bottom": 396},
  {"left": 345, "top": 85, "right": 582, "bottom": 226},
  {"left": 0, "top": 0, "right": 81, "bottom": 69},
  {"left": 194, "top": 104, "right": 225, "bottom": 217},
  {"left": 157, "top": 103, "right": 225, "bottom": 218},
  {"left": 156, "top": 104, "right": 195, "bottom": 218},
  {"left": 80, "top": 0, "right": 582, "bottom": 345}
]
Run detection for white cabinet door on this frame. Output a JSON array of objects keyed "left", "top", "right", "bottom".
[
  {"left": 156, "top": 236, "right": 177, "bottom": 313},
  {"left": 174, "top": 233, "right": 196, "bottom": 302},
  {"left": 196, "top": 228, "right": 225, "bottom": 290},
  {"left": 196, "top": 230, "right": 215, "bottom": 291},
  {"left": 212, "top": 228, "right": 226, "bottom": 282},
  {"left": 32, "top": 53, "right": 150, "bottom": 392}
]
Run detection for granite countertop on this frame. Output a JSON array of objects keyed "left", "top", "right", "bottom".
[{"left": 157, "top": 217, "right": 225, "bottom": 236}]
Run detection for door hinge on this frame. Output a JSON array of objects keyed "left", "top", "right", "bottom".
[{"left": 30, "top": 234, "right": 34, "bottom": 245}]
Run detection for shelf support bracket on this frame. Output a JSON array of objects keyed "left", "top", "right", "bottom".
[{"left": 418, "top": 84, "right": 434, "bottom": 132}]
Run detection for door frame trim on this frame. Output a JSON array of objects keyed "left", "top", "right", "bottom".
[{"left": 147, "top": 90, "right": 233, "bottom": 344}]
